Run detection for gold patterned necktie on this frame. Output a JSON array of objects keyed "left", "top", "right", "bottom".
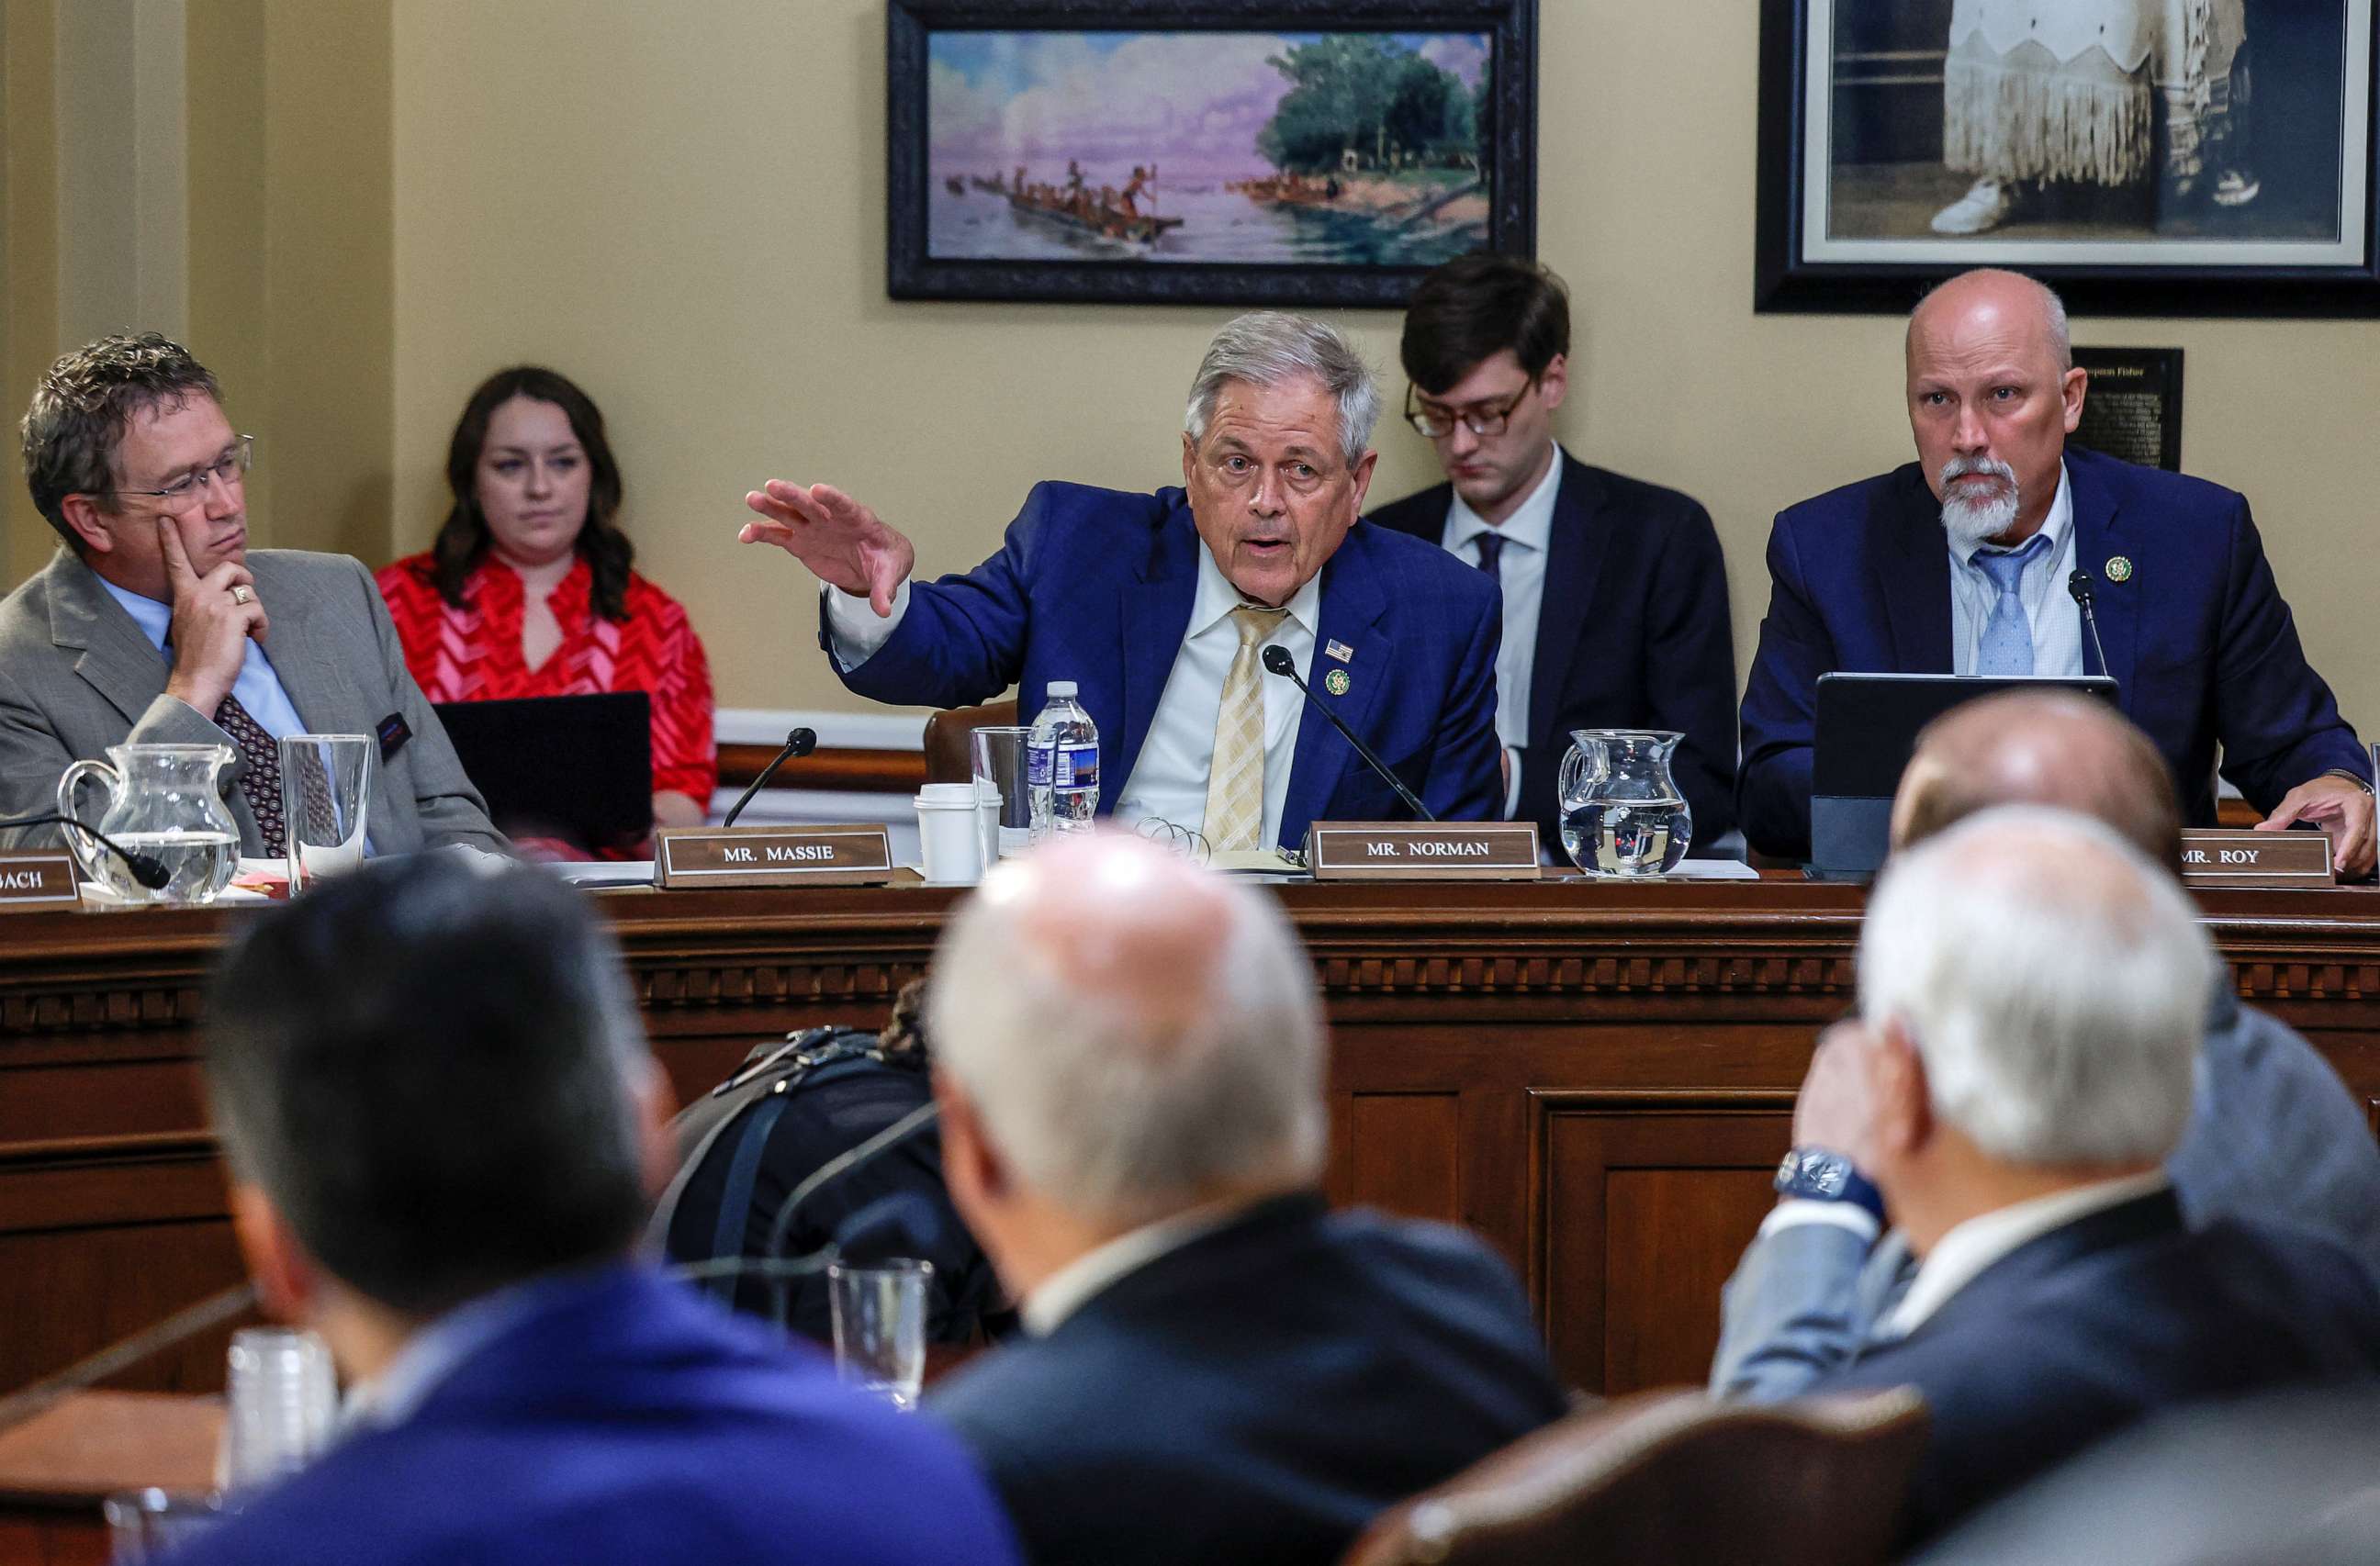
[{"left": 1202, "top": 604, "right": 1288, "bottom": 853}]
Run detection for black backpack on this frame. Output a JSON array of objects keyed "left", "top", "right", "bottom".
[{"left": 648, "top": 1025, "right": 904, "bottom": 1303}]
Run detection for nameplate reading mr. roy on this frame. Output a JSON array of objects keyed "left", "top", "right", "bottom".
[
  {"left": 2177, "top": 829, "right": 2334, "bottom": 889},
  {"left": 654, "top": 826, "right": 896, "bottom": 889},
  {"left": 1306, "top": 822, "right": 1542, "bottom": 881}
]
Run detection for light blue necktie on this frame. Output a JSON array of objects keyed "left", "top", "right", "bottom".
[{"left": 1974, "top": 532, "right": 2052, "bottom": 677}]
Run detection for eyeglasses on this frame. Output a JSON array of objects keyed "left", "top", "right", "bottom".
[
  {"left": 110, "top": 435, "right": 255, "bottom": 505},
  {"left": 1405, "top": 381, "right": 1536, "bottom": 440}
]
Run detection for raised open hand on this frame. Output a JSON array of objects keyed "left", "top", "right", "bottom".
[{"left": 739, "top": 481, "right": 916, "bottom": 617}]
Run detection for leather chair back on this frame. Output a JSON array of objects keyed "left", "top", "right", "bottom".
[
  {"left": 1340, "top": 1386, "right": 1928, "bottom": 1566},
  {"left": 922, "top": 700, "right": 1020, "bottom": 786}
]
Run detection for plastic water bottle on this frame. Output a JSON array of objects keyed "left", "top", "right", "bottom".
[{"left": 1027, "top": 681, "right": 1099, "bottom": 842}]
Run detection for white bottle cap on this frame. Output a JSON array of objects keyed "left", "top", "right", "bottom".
[{"left": 1047, "top": 680, "right": 1078, "bottom": 699}]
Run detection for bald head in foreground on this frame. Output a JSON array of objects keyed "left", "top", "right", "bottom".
[
  {"left": 1737, "top": 266, "right": 2371, "bottom": 871},
  {"left": 1795, "top": 809, "right": 2380, "bottom": 1547},
  {"left": 925, "top": 833, "right": 1566, "bottom": 1566}
]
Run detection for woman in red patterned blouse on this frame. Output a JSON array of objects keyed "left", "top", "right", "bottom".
[{"left": 378, "top": 367, "right": 715, "bottom": 854}]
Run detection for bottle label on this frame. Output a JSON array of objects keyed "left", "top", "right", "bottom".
[
  {"left": 1055, "top": 744, "right": 1099, "bottom": 790},
  {"left": 1027, "top": 743, "right": 1053, "bottom": 789}
]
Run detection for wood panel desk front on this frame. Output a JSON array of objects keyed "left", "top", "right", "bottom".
[{"left": 4, "top": 878, "right": 2376, "bottom": 1403}]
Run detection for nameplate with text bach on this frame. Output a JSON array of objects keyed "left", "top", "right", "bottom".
[
  {"left": 654, "top": 826, "right": 895, "bottom": 889},
  {"left": 0, "top": 851, "right": 81, "bottom": 909},
  {"left": 1305, "top": 822, "right": 1542, "bottom": 880}
]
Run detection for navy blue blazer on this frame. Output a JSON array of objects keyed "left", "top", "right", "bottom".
[
  {"left": 1737, "top": 447, "right": 2367, "bottom": 859},
  {"left": 927, "top": 1193, "right": 1570, "bottom": 1566},
  {"left": 832, "top": 483, "right": 1504, "bottom": 850},
  {"left": 168, "top": 1268, "right": 1020, "bottom": 1566},
  {"left": 1369, "top": 454, "right": 1738, "bottom": 849},
  {"left": 1813, "top": 1190, "right": 2380, "bottom": 1549}
]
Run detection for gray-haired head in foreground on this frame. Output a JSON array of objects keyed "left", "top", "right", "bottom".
[
  {"left": 1859, "top": 804, "right": 2210, "bottom": 1168},
  {"left": 1184, "top": 311, "right": 1382, "bottom": 469},
  {"left": 203, "top": 854, "right": 653, "bottom": 1318},
  {"left": 927, "top": 838, "right": 1328, "bottom": 1227}
]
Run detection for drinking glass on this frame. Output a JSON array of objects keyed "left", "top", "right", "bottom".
[
  {"left": 827, "top": 1258, "right": 933, "bottom": 1411},
  {"left": 970, "top": 726, "right": 1034, "bottom": 870},
  {"left": 105, "top": 1489, "right": 232, "bottom": 1562},
  {"left": 221, "top": 1327, "right": 337, "bottom": 1493},
  {"left": 277, "top": 733, "right": 374, "bottom": 890}
]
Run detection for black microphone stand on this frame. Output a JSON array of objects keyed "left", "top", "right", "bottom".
[
  {"left": 1260, "top": 646, "right": 1435, "bottom": 822},
  {"left": 722, "top": 728, "right": 818, "bottom": 829},
  {"left": 764, "top": 1101, "right": 940, "bottom": 1328},
  {"left": 0, "top": 811, "right": 172, "bottom": 890},
  {"left": 2067, "top": 570, "right": 2115, "bottom": 688}
]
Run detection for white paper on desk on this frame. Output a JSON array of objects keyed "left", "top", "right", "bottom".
[
  {"left": 1660, "top": 858, "right": 1762, "bottom": 880},
  {"left": 542, "top": 859, "right": 658, "bottom": 889}
]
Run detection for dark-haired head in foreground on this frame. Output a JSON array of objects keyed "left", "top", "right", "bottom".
[
  {"left": 185, "top": 853, "right": 1022, "bottom": 1566},
  {"left": 204, "top": 852, "right": 661, "bottom": 1331}
]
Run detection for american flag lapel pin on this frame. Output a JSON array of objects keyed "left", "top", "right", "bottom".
[{"left": 1324, "top": 639, "right": 1353, "bottom": 664}]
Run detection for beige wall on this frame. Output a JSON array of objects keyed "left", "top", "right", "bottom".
[{"left": 24, "top": 1, "right": 2380, "bottom": 737}]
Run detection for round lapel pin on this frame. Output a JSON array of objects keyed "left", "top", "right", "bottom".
[
  {"left": 1323, "top": 668, "right": 1352, "bottom": 697},
  {"left": 2105, "top": 555, "right": 2133, "bottom": 583}
]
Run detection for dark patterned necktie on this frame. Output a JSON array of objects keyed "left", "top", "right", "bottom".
[
  {"left": 1474, "top": 531, "right": 1506, "bottom": 581},
  {"left": 214, "top": 693, "right": 286, "bottom": 856}
]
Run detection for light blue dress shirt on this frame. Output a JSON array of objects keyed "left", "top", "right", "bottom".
[
  {"left": 1948, "top": 462, "right": 2085, "bottom": 677},
  {"left": 97, "top": 576, "right": 310, "bottom": 738}
]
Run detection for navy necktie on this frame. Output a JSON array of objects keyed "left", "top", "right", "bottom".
[{"left": 1473, "top": 531, "right": 1505, "bottom": 581}]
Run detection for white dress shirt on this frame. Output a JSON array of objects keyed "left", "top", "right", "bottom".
[
  {"left": 99, "top": 575, "right": 309, "bottom": 738},
  {"left": 1440, "top": 441, "right": 1561, "bottom": 817},
  {"left": 825, "top": 548, "right": 1320, "bottom": 849},
  {"left": 1879, "top": 1168, "right": 2172, "bottom": 1341},
  {"left": 1948, "top": 462, "right": 2084, "bottom": 677}
]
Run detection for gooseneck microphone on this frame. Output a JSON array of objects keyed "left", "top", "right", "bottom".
[
  {"left": 2067, "top": 570, "right": 2115, "bottom": 688},
  {"left": 761, "top": 1100, "right": 941, "bottom": 1326},
  {"left": 1261, "top": 645, "right": 1435, "bottom": 822},
  {"left": 721, "top": 727, "right": 818, "bottom": 828},
  {"left": 0, "top": 811, "right": 171, "bottom": 889}
]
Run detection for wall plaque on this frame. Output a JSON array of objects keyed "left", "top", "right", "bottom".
[
  {"left": 2071, "top": 347, "right": 2184, "bottom": 472},
  {"left": 0, "top": 852, "right": 80, "bottom": 910},
  {"left": 1305, "top": 822, "right": 1541, "bottom": 880},
  {"left": 653, "top": 826, "right": 895, "bottom": 889},
  {"left": 2178, "top": 829, "right": 2333, "bottom": 889}
]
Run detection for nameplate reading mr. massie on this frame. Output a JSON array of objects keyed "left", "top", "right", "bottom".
[
  {"left": 2178, "top": 828, "right": 2334, "bottom": 889},
  {"left": 0, "top": 851, "right": 81, "bottom": 910},
  {"left": 1305, "top": 822, "right": 1541, "bottom": 880},
  {"left": 653, "top": 826, "right": 894, "bottom": 889}
]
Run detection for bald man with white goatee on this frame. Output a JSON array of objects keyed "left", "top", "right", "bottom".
[
  {"left": 1737, "top": 266, "right": 2372, "bottom": 871},
  {"left": 923, "top": 833, "right": 1566, "bottom": 1566}
]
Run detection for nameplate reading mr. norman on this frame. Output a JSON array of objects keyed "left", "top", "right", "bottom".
[
  {"left": 1306, "top": 822, "right": 1541, "bottom": 880},
  {"left": 654, "top": 826, "right": 895, "bottom": 889}
]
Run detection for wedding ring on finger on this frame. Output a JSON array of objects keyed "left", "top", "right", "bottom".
[{"left": 230, "top": 586, "right": 254, "bottom": 606}]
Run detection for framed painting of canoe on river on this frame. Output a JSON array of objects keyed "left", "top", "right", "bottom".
[{"left": 886, "top": 0, "right": 1539, "bottom": 306}]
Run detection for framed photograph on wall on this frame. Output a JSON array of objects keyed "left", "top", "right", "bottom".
[
  {"left": 1755, "top": 0, "right": 2380, "bottom": 315},
  {"left": 886, "top": 0, "right": 1538, "bottom": 307}
]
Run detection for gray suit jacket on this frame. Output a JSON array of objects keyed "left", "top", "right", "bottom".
[
  {"left": 0, "top": 547, "right": 501, "bottom": 856},
  {"left": 1712, "top": 981, "right": 2380, "bottom": 1399}
]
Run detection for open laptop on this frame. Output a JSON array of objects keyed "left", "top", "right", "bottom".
[
  {"left": 1811, "top": 672, "right": 2119, "bottom": 878},
  {"left": 433, "top": 692, "right": 653, "bottom": 851}
]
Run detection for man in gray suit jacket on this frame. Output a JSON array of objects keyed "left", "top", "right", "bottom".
[
  {"left": 1712, "top": 692, "right": 2380, "bottom": 1399},
  {"left": 0, "top": 332, "right": 499, "bottom": 857}
]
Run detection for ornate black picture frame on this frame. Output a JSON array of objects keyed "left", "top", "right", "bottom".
[
  {"left": 886, "top": 0, "right": 1537, "bottom": 307},
  {"left": 1756, "top": 0, "right": 2380, "bottom": 316}
]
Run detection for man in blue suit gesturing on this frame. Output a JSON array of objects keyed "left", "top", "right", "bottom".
[
  {"left": 1737, "top": 268, "right": 2372, "bottom": 873},
  {"left": 741, "top": 312, "right": 1503, "bottom": 854}
]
